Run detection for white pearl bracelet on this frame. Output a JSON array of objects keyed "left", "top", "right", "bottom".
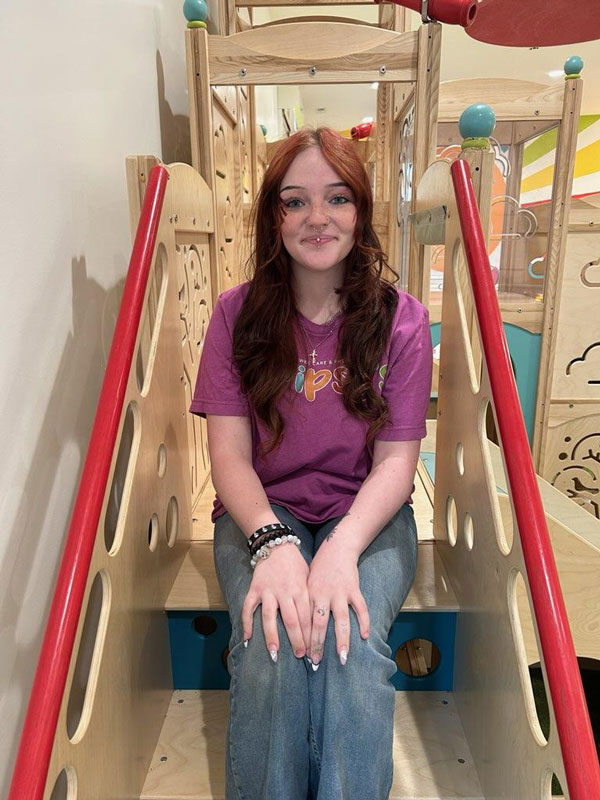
[{"left": 250, "top": 533, "right": 301, "bottom": 568}]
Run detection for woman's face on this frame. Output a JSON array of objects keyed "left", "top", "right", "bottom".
[{"left": 278, "top": 146, "right": 357, "bottom": 280}]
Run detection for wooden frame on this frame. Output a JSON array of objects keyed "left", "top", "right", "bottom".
[
  {"left": 430, "top": 150, "right": 570, "bottom": 797},
  {"left": 42, "top": 160, "right": 214, "bottom": 799}
]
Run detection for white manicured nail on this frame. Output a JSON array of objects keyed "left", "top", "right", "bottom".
[
  {"left": 269, "top": 649, "right": 278, "bottom": 663},
  {"left": 340, "top": 648, "right": 347, "bottom": 665},
  {"left": 243, "top": 639, "right": 248, "bottom": 648},
  {"left": 311, "top": 661, "right": 320, "bottom": 671}
]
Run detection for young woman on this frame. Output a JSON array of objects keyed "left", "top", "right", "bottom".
[{"left": 190, "top": 126, "right": 433, "bottom": 800}]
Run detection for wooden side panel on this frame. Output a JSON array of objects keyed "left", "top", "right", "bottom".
[
  {"left": 537, "top": 230, "right": 600, "bottom": 519},
  {"left": 213, "top": 100, "right": 244, "bottom": 291},
  {"left": 388, "top": 90, "right": 415, "bottom": 291},
  {"left": 43, "top": 162, "right": 214, "bottom": 800},
  {"left": 433, "top": 163, "right": 568, "bottom": 796}
]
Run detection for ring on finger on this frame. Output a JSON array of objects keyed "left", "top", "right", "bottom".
[{"left": 316, "top": 605, "right": 328, "bottom": 617}]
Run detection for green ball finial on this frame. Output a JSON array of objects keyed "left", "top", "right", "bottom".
[
  {"left": 564, "top": 56, "right": 583, "bottom": 77},
  {"left": 259, "top": 124, "right": 267, "bottom": 137},
  {"left": 183, "top": 0, "right": 208, "bottom": 23},
  {"left": 459, "top": 104, "right": 496, "bottom": 141}
]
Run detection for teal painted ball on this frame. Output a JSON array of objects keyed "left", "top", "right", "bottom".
[
  {"left": 259, "top": 124, "right": 267, "bottom": 137},
  {"left": 183, "top": 0, "right": 207, "bottom": 22},
  {"left": 564, "top": 56, "right": 583, "bottom": 75},
  {"left": 459, "top": 104, "right": 496, "bottom": 139}
]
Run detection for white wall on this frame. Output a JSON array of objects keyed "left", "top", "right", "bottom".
[{"left": 0, "top": 0, "right": 192, "bottom": 793}]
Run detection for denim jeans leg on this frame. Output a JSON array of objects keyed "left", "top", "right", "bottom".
[
  {"left": 213, "top": 504, "right": 316, "bottom": 800},
  {"left": 307, "top": 503, "right": 418, "bottom": 800}
]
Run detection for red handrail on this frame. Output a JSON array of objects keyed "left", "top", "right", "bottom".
[
  {"left": 451, "top": 158, "right": 600, "bottom": 800},
  {"left": 8, "top": 164, "right": 169, "bottom": 800}
]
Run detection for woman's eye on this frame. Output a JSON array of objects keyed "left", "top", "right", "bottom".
[
  {"left": 283, "top": 197, "right": 303, "bottom": 208},
  {"left": 331, "top": 195, "right": 352, "bottom": 204}
]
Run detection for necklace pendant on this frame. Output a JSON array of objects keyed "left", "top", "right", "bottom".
[{"left": 310, "top": 348, "right": 317, "bottom": 365}]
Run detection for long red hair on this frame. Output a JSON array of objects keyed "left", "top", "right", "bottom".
[{"left": 233, "top": 127, "right": 400, "bottom": 460}]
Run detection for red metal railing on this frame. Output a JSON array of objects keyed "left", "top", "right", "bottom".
[
  {"left": 8, "top": 165, "right": 169, "bottom": 800},
  {"left": 451, "top": 158, "right": 600, "bottom": 800}
]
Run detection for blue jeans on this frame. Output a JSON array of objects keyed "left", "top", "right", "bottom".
[{"left": 213, "top": 502, "right": 418, "bottom": 800}]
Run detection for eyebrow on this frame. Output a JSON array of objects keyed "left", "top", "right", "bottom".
[{"left": 279, "top": 182, "right": 350, "bottom": 192}]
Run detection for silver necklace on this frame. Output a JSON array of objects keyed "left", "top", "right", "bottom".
[{"left": 300, "top": 308, "right": 344, "bottom": 366}]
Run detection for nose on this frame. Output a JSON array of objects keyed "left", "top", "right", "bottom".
[{"left": 306, "top": 202, "right": 330, "bottom": 228}]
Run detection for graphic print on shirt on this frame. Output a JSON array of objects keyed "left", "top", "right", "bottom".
[{"left": 293, "top": 358, "right": 388, "bottom": 402}]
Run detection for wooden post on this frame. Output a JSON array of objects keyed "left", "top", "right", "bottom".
[
  {"left": 532, "top": 71, "right": 583, "bottom": 468},
  {"left": 408, "top": 22, "right": 441, "bottom": 304}
]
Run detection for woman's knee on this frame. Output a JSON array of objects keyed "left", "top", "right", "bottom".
[{"left": 233, "top": 608, "right": 307, "bottom": 687}]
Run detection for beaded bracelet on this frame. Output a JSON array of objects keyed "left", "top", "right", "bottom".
[
  {"left": 247, "top": 522, "right": 294, "bottom": 550},
  {"left": 250, "top": 532, "right": 301, "bottom": 568},
  {"left": 249, "top": 528, "right": 293, "bottom": 558}
]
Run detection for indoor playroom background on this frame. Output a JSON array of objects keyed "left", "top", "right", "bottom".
[{"left": 2, "top": 1, "right": 600, "bottom": 798}]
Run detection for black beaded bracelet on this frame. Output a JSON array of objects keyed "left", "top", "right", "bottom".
[
  {"left": 249, "top": 527, "right": 296, "bottom": 557},
  {"left": 247, "top": 522, "right": 294, "bottom": 551}
]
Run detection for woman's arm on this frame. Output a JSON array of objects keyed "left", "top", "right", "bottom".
[
  {"left": 208, "top": 415, "right": 282, "bottom": 538},
  {"left": 316, "top": 438, "right": 421, "bottom": 561}
]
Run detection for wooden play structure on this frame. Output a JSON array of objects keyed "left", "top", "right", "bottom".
[{"left": 8, "top": 4, "right": 600, "bottom": 800}]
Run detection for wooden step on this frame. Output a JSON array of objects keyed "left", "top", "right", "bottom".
[
  {"left": 141, "top": 689, "right": 483, "bottom": 799},
  {"left": 165, "top": 539, "right": 459, "bottom": 612}
]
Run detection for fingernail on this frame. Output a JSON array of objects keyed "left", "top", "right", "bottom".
[
  {"left": 295, "top": 649, "right": 305, "bottom": 658},
  {"left": 306, "top": 654, "right": 313, "bottom": 663},
  {"left": 269, "top": 648, "right": 278, "bottom": 663},
  {"left": 243, "top": 639, "right": 248, "bottom": 648},
  {"left": 340, "top": 648, "right": 347, "bottom": 666},
  {"left": 311, "top": 661, "right": 320, "bottom": 671}
]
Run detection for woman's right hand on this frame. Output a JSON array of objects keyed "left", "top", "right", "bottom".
[{"left": 241, "top": 542, "right": 312, "bottom": 662}]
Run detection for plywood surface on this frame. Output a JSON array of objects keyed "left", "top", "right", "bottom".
[{"left": 141, "top": 690, "right": 483, "bottom": 800}]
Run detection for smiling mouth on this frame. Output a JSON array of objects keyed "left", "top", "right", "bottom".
[{"left": 304, "top": 237, "right": 335, "bottom": 245}]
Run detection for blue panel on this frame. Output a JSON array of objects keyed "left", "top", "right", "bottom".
[
  {"left": 169, "top": 610, "right": 232, "bottom": 689},
  {"left": 168, "top": 609, "right": 456, "bottom": 692},
  {"left": 502, "top": 323, "right": 541, "bottom": 446},
  {"left": 388, "top": 612, "right": 456, "bottom": 691}
]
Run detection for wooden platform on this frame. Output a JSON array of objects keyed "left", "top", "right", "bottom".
[
  {"left": 141, "top": 690, "right": 484, "bottom": 800},
  {"left": 166, "top": 539, "right": 457, "bottom": 612}
]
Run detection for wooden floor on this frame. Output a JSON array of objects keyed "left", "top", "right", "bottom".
[{"left": 141, "top": 690, "right": 484, "bottom": 800}]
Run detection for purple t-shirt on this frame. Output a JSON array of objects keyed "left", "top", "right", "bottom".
[{"left": 189, "top": 281, "right": 432, "bottom": 525}]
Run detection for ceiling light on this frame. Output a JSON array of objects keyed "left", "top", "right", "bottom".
[{"left": 361, "top": 116, "right": 374, "bottom": 123}]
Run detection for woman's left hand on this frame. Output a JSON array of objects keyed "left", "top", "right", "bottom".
[{"left": 306, "top": 542, "right": 370, "bottom": 667}]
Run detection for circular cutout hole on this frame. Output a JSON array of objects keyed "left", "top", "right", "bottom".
[
  {"left": 456, "top": 442, "right": 465, "bottom": 476},
  {"left": 49, "top": 767, "right": 76, "bottom": 799},
  {"left": 166, "top": 496, "right": 179, "bottom": 547},
  {"left": 541, "top": 768, "right": 564, "bottom": 798},
  {"left": 395, "top": 638, "right": 441, "bottom": 677},
  {"left": 464, "top": 512, "right": 474, "bottom": 550},
  {"left": 446, "top": 495, "right": 458, "bottom": 546},
  {"left": 193, "top": 615, "right": 218, "bottom": 636},
  {"left": 157, "top": 443, "right": 167, "bottom": 477},
  {"left": 148, "top": 514, "right": 159, "bottom": 551}
]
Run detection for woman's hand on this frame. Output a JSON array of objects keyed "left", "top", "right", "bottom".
[
  {"left": 241, "top": 542, "right": 312, "bottom": 662},
  {"left": 306, "top": 541, "right": 370, "bottom": 666}
]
